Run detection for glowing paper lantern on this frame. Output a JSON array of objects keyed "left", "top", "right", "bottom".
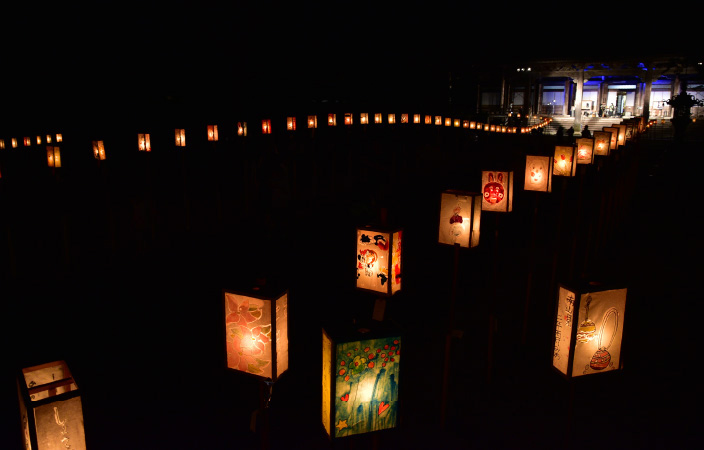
[
  {"left": 356, "top": 226, "right": 402, "bottom": 297},
  {"left": 92, "top": 141, "right": 106, "bottom": 160},
  {"left": 0, "top": 139, "right": 5, "bottom": 149},
  {"left": 360, "top": 113, "right": 368, "bottom": 124},
  {"left": 553, "top": 146, "right": 577, "bottom": 177},
  {"left": 175, "top": 128, "right": 186, "bottom": 146},
  {"left": 322, "top": 323, "right": 401, "bottom": 439},
  {"left": 24, "top": 137, "right": 31, "bottom": 146},
  {"left": 438, "top": 190, "right": 481, "bottom": 247},
  {"left": 435, "top": 116, "right": 442, "bottom": 125},
  {"left": 308, "top": 116, "right": 317, "bottom": 128},
  {"left": 56, "top": 134, "right": 62, "bottom": 143},
  {"left": 287, "top": 117, "right": 296, "bottom": 130},
  {"left": 17, "top": 360, "right": 87, "bottom": 450},
  {"left": 469, "top": 121, "right": 476, "bottom": 129},
  {"left": 592, "top": 131, "right": 611, "bottom": 156},
  {"left": 261, "top": 119, "right": 272, "bottom": 134},
  {"left": 613, "top": 124, "right": 626, "bottom": 147},
  {"left": 413, "top": 114, "right": 420, "bottom": 123},
  {"left": 524, "top": 155, "right": 553, "bottom": 192},
  {"left": 46, "top": 146, "right": 61, "bottom": 168},
  {"left": 602, "top": 127, "right": 619, "bottom": 150},
  {"left": 328, "top": 114, "right": 337, "bottom": 126},
  {"left": 137, "top": 133, "right": 151, "bottom": 152},
  {"left": 483, "top": 124, "right": 490, "bottom": 132},
  {"left": 462, "top": 120, "right": 469, "bottom": 128},
  {"left": 481, "top": 171, "right": 514, "bottom": 212},
  {"left": 552, "top": 282, "right": 627, "bottom": 378},
  {"left": 36, "top": 136, "right": 42, "bottom": 145},
  {"left": 374, "top": 114, "right": 382, "bottom": 124},
  {"left": 344, "top": 113, "right": 353, "bottom": 125},
  {"left": 444, "top": 118, "right": 451, "bottom": 127},
  {"left": 207, "top": 125, "right": 219, "bottom": 141},
  {"left": 12, "top": 138, "right": 18, "bottom": 148},
  {"left": 46, "top": 135, "right": 52, "bottom": 144},
  {"left": 387, "top": 114, "right": 396, "bottom": 124},
  {"left": 424, "top": 115, "right": 432, "bottom": 124},
  {"left": 576, "top": 138, "right": 595, "bottom": 164},
  {"left": 224, "top": 286, "right": 289, "bottom": 381},
  {"left": 401, "top": 114, "right": 408, "bottom": 123}
]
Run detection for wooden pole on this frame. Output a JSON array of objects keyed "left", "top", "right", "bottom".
[
  {"left": 440, "top": 242, "right": 460, "bottom": 429},
  {"left": 521, "top": 192, "right": 540, "bottom": 345}
]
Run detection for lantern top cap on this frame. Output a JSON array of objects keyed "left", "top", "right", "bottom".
[
  {"left": 357, "top": 223, "right": 403, "bottom": 233},
  {"left": 442, "top": 189, "right": 481, "bottom": 197},
  {"left": 223, "top": 283, "right": 288, "bottom": 301},
  {"left": 323, "top": 318, "right": 402, "bottom": 342},
  {"left": 558, "top": 279, "right": 627, "bottom": 295}
]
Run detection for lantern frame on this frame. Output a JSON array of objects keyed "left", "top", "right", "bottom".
[
  {"left": 46, "top": 146, "right": 61, "bottom": 168},
  {"left": 438, "top": 189, "right": 482, "bottom": 248},
  {"left": 355, "top": 225, "right": 403, "bottom": 297}
]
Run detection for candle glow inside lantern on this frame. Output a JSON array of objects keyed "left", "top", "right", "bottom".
[
  {"left": 613, "top": 124, "right": 626, "bottom": 146},
  {"left": 524, "top": 155, "right": 553, "bottom": 192},
  {"left": 46, "top": 146, "right": 61, "bottom": 168},
  {"left": 308, "top": 116, "right": 317, "bottom": 128},
  {"left": 17, "top": 360, "right": 87, "bottom": 450},
  {"left": 138, "top": 133, "right": 151, "bottom": 152},
  {"left": 602, "top": 127, "right": 619, "bottom": 150},
  {"left": 356, "top": 226, "right": 402, "bottom": 297},
  {"left": 287, "top": 116, "right": 296, "bottom": 130},
  {"left": 46, "top": 135, "right": 52, "bottom": 144},
  {"left": 24, "top": 137, "right": 31, "bottom": 146},
  {"left": 424, "top": 115, "right": 432, "bottom": 124},
  {"left": 56, "top": 134, "right": 62, "bottom": 143},
  {"left": 175, "top": 128, "right": 186, "bottom": 146},
  {"left": 481, "top": 170, "right": 514, "bottom": 212},
  {"left": 374, "top": 113, "right": 382, "bottom": 124},
  {"left": 553, "top": 145, "right": 577, "bottom": 177},
  {"left": 401, "top": 114, "right": 408, "bottom": 123},
  {"left": 12, "top": 138, "right": 18, "bottom": 148},
  {"left": 344, "top": 113, "right": 353, "bottom": 125},
  {"left": 207, "top": 125, "right": 219, "bottom": 141},
  {"left": 328, "top": 114, "right": 337, "bottom": 126},
  {"left": 387, "top": 114, "right": 396, "bottom": 124},
  {"left": 576, "top": 138, "right": 595, "bottom": 164},
  {"left": 262, "top": 119, "right": 272, "bottom": 134},
  {"left": 592, "top": 131, "right": 611, "bottom": 156},
  {"left": 36, "top": 136, "right": 42, "bottom": 145},
  {"left": 413, "top": 114, "right": 420, "bottom": 123},
  {"left": 444, "top": 118, "right": 451, "bottom": 127},
  {"left": 552, "top": 282, "right": 627, "bottom": 378},
  {"left": 360, "top": 113, "right": 368, "bottom": 124},
  {"left": 0, "top": 139, "right": 5, "bottom": 149},
  {"left": 224, "top": 286, "right": 289, "bottom": 381},
  {"left": 92, "top": 141, "right": 106, "bottom": 160},
  {"left": 462, "top": 120, "right": 469, "bottom": 128},
  {"left": 435, "top": 116, "right": 442, "bottom": 125},
  {"left": 470, "top": 121, "right": 476, "bottom": 129},
  {"left": 438, "top": 190, "right": 481, "bottom": 247},
  {"left": 237, "top": 122, "right": 248, "bottom": 136},
  {"left": 322, "top": 323, "right": 401, "bottom": 439}
]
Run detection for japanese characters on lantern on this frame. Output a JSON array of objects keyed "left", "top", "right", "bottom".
[
  {"left": 356, "top": 226, "right": 402, "bottom": 297},
  {"left": 481, "top": 171, "right": 514, "bottom": 212},
  {"left": 438, "top": 190, "right": 482, "bottom": 247}
]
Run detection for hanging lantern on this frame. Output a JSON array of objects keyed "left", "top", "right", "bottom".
[
  {"left": 287, "top": 116, "right": 297, "bottom": 130},
  {"left": 360, "top": 113, "right": 369, "bottom": 124},
  {"left": 413, "top": 114, "right": 420, "bottom": 124},
  {"left": 138, "top": 133, "right": 151, "bottom": 152},
  {"left": 322, "top": 322, "right": 402, "bottom": 440},
  {"left": 424, "top": 115, "right": 432, "bottom": 124},
  {"left": 175, "top": 128, "right": 187, "bottom": 146},
  {"left": 524, "top": 155, "right": 553, "bottom": 192},
  {"left": 46, "top": 146, "right": 61, "bottom": 168},
  {"left": 17, "top": 360, "right": 87, "bottom": 450},
  {"left": 308, "top": 116, "right": 317, "bottom": 129},
  {"left": 552, "top": 282, "right": 627, "bottom": 378},
  {"left": 356, "top": 226, "right": 402, "bottom": 297},
  {"left": 481, "top": 171, "right": 514, "bottom": 212},
  {"left": 438, "top": 189, "right": 482, "bottom": 248},
  {"left": 553, "top": 145, "right": 577, "bottom": 177},
  {"left": 401, "top": 114, "right": 408, "bottom": 124},
  {"left": 374, "top": 114, "right": 382, "bottom": 124},
  {"left": 328, "top": 114, "right": 337, "bottom": 126},
  {"left": 592, "top": 131, "right": 611, "bottom": 156},
  {"left": 12, "top": 138, "right": 18, "bottom": 148},
  {"left": 237, "top": 122, "right": 248, "bottom": 136},
  {"left": 576, "top": 138, "right": 595, "bottom": 164},
  {"left": 92, "top": 141, "right": 106, "bottom": 160},
  {"left": 262, "top": 119, "right": 272, "bottom": 134},
  {"left": 344, "top": 113, "right": 353, "bottom": 125},
  {"left": 224, "top": 285, "right": 289, "bottom": 381},
  {"left": 387, "top": 114, "right": 396, "bottom": 124}
]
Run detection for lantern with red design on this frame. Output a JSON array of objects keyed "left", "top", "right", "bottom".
[
  {"left": 576, "top": 138, "right": 594, "bottom": 164},
  {"left": 524, "top": 155, "right": 553, "bottom": 192},
  {"left": 481, "top": 171, "right": 514, "bottom": 212},
  {"left": 438, "top": 190, "right": 481, "bottom": 247},
  {"left": 553, "top": 146, "right": 577, "bottom": 177},
  {"left": 356, "top": 225, "right": 402, "bottom": 297}
]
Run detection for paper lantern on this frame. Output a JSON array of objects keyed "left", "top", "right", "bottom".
[
  {"left": 36, "top": 136, "right": 42, "bottom": 145},
  {"left": 12, "top": 138, "right": 18, "bottom": 148},
  {"left": 469, "top": 121, "right": 476, "bottom": 129},
  {"left": 46, "top": 135, "right": 52, "bottom": 144},
  {"left": 56, "top": 134, "right": 62, "bottom": 143},
  {"left": 444, "top": 118, "right": 451, "bottom": 127},
  {"left": 92, "top": 141, "right": 106, "bottom": 160},
  {"left": 602, "top": 127, "right": 619, "bottom": 150},
  {"left": 592, "top": 131, "right": 611, "bottom": 156},
  {"left": 438, "top": 190, "right": 482, "bottom": 247},
  {"left": 553, "top": 146, "right": 577, "bottom": 177},
  {"left": 261, "top": 119, "right": 272, "bottom": 134},
  {"left": 424, "top": 115, "right": 432, "bottom": 124},
  {"left": 552, "top": 282, "right": 627, "bottom": 378},
  {"left": 206, "top": 124, "right": 218, "bottom": 141},
  {"left": 435, "top": 116, "right": 442, "bottom": 125},
  {"left": 24, "top": 137, "right": 31, "bottom": 146},
  {"left": 46, "top": 146, "right": 61, "bottom": 168},
  {"left": 344, "top": 113, "right": 353, "bottom": 125},
  {"left": 524, "top": 155, "right": 553, "bottom": 192},
  {"left": 481, "top": 171, "right": 514, "bottom": 212},
  {"left": 17, "top": 360, "right": 87, "bottom": 450},
  {"left": 0, "top": 139, "right": 5, "bottom": 149},
  {"left": 462, "top": 120, "right": 469, "bottom": 128},
  {"left": 387, "top": 114, "right": 396, "bottom": 124},
  {"left": 175, "top": 128, "right": 186, "bottom": 146},
  {"left": 287, "top": 116, "right": 296, "bottom": 130},
  {"left": 454, "top": 119, "right": 461, "bottom": 127},
  {"left": 328, "top": 114, "right": 337, "bottom": 126},
  {"left": 374, "top": 113, "right": 382, "bottom": 124},
  {"left": 137, "top": 133, "right": 151, "bottom": 152},
  {"left": 224, "top": 286, "right": 289, "bottom": 381},
  {"left": 576, "top": 138, "right": 594, "bottom": 164},
  {"left": 360, "top": 113, "right": 368, "bottom": 124},
  {"left": 322, "top": 323, "right": 401, "bottom": 439},
  {"left": 401, "top": 114, "right": 408, "bottom": 124},
  {"left": 489, "top": 125, "right": 496, "bottom": 132},
  {"left": 483, "top": 124, "right": 490, "bottom": 131},
  {"left": 356, "top": 226, "right": 402, "bottom": 297},
  {"left": 237, "top": 122, "right": 248, "bottom": 136},
  {"left": 613, "top": 124, "right": 626, "bottom": 146},
  {"left": 413, "top": 114, "right": 420, "bottom": 123},
  {"left": 308, "top": 116, "right": 317, "bottom": 128}
]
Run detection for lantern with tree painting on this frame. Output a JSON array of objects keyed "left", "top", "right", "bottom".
[
  {"left": 17, "top": 360, "right": 87, "bottom": 450},
  {"left": 481, "top": 171, "right": 514, "bottom": 212},
  {"left": 224, "top": 285, "right": 289, "bottom": 381},
  {"left": 524, "top": 155, "right": 553, "bottom": 192},
  {"left": 322, "top": 321, "right": 401, "bottom": 440},
  {"left": 356, "top": 226, "right": 402, "bottom": 297},
  {"left": 552, "top": 281, "right": 627, "bottom": 378},
  {"left": 576, "top": 138, "right": 595, "bottom": 164},
  {"left": 438, "top": 190, "right": 482, "bottom": 248},
  {"left": 553, "top": 146, "right": 577, "bottom": 177},
  {"left": 592, "top": 131, "right": 611, "bottom": 156}
]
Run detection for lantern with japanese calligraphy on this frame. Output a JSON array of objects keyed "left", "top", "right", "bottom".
[
  {"left": 322, "top": 321, "right": 401, "bottom": 440},
  {"left": 262, "top": 119, "right": 272, "bottom": 134},
  {"left": 287, "top": 117, "right": 296, "bottom": 130},
  {"left": 481, "top": 170, "right": 513, "bottom": 212},
  {"left": 438, "top": 190, "right": 481, "bottom": 248},
  {"left": 592, "top": 131, "right": 611, "bottom": 156},
  {"left": 207, "top": 125, "right": 219, "bottom": 141},
  {"left": 552, "top": 281, "right": 627, "bottom": 378},
  {"left": 356, "top": 225, "right": 402, "bottom": 297},
  {"left": 576, "top": 138, "right": 595, "bottom": 164},
  {"left": 46, "top": 146, "right": 61, "bottom": 168},
  {"left": 17, "top": 360, "right": 87, "bottom": 450},
  {"left": 138, "top": 134, "right": 151, "bottom": 152},
  {"left": 553, "top": 146, "right": 577, "bottom": 177},
  {"left": 308, "top": 116, "right": 317, "bottom": 129},
  {"left": 92, "top": 141, "right": 106, "bottom": 160},
  {"left": 224, "top": 285, "right": 289, "bottom": 381},
  {"left": 524, "top": 155, "right": 553, "bottom": 192},
  {"left": 175, "top": 129, "right": 186, "bottom": 146}
]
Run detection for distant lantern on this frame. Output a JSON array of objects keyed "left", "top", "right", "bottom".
[
  {"left": 374, "top": 114, "right": 382, "bottom": 124},
  {"left": 328, "top": 114, "right": 337, "bottom": 126},
  {"left": 435, "top": 116, "right": 442, "bottom": 125},
  {"left": 489, "top": 125, "right": 496, "bottom": 132},
  {"left": 360, "top": 113, "right": 369, "bottom": 124},
  {"left": 469, "top": 121, "right": 476, "bottom": 129},
  {"left": 552, "top": 281, "right": 627, "bottom": 378},
  {"left": 454, "top": 119, "right": 460, "bottom": 127},
  {"left": 12, "top": 138, "right": 18, "bottom": 148},
  {"left": 237, "top": 122, "right": 248, "bottom": 136},
  {"left": 0, "top": 139, "right": 5, "bottom": 149},
  {"left": 92, "top": 141, "right": 106, "bottom": 160},
  {"left": 356, "top": 225, "right": 402, "bottom": 297},
  {"left": 175, "top": 128, "right": 187, "bottom": 146},
  {"left": 24, "top": 137, "right": 31, "bottom": 146},
  {"left": 593, "top": 131, "right": 611, "bottom": 156},
  {"left": 576, "top": 138, "right": 595, "bottom": 164},
  {"left": 602, "top": 127, "right": 619, "bottom": 150},
  {"left": 207, "top": 125, "right": 219, "bottom": 141},
  {"left": 308, "top": 116, "right": 317, "bottom": 128},
  {"left": 401, "top": 114, "right": 408, "bottom": 124},
  {"left": 56, "top": 134, "right": 62, "bottom": 143},
  {"left": 387, "top": 114, "right": 396, "bottom": 124},
  {"left": 553, "top": 145, "right": 577, "bottom": 177},
  {"left": 483, "top": 124, "right": 490, "bottom": 132},
  {"left": 224, "top": 285, "right": 289, "bottom": 381},
  {"left": 413, "top": 114, "right": 420, "bottom": 123},
  {"left": 36, "top": 136, "right": 42, "bottom": 145},
  {"left": 262, "top": 119, "right": 272, "bottom": 134},
  {"left": 287, "top": 116, "right": 296, "bottom": 130},
  {"left": 424, "top": 115, "right": 432, "bottom": 124},
  {"left": 613, "top": 124, "right": 626, "bottom": 147},
  {"left": 462, "top": 120, "right": 469, "bottom": 128},
  {"left": 17, "top": 360, "right": 87, "bottom": 450},
  {"left": 46, "top": 146, "right": 61, "bottom": 168},
  {"left": 444, "top": 118, "right": 451, "bottom": 127},
  {"left": 438, "top": 189, "right": 482, "bottom": 248},
  {"left": 46, "top": 134, "right": 52, "bottom": 144},
  {"left": 524, "top": 155, "right": 553, "bottom": 193},
  {"left": 481, "top": 171, "right": 514, "bottom": 212},
  {"left": 138, "top": 133, "right": 151, "bottom": 152},
  {"left": 321, "top": 322, "right": 402, "bottom": 440},
  {"left": 344, "top": 113, "right": 353, "bottom": 125}
]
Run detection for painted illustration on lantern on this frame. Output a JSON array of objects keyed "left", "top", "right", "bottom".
[
  {"left": 449, "top": 205, "right": 464, "bottom": 239},
  {"left": 356, "top": 232, "right": 391, "bottom": 291},
  {"left": 391, "top": 231, "right": 402, "bottom": 291},
  {"left": 333, "top": 337, "right": 401, "bottom": 438},
  {"left": 528, "top": 160, "right": 546, "bottom": 185},
  {"left": 576, "top": 296, "right": 596, "bottom": 343},
  {"left": 553, "top": 146, "right": 575, "bottom": 176},
  {"left": 584, "top": 307, "right": 619, "bottom": 374},
  {"left": 483, "top": 172, "right": 505, "bottom": 205},
  {"left": 524, "top": 155, "right": 552, "bottom": 192},
  {"left": 225, "top": 293, "right": 279, "bottom": 377}
]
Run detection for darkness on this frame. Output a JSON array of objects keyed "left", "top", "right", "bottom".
[{"left": 1, "top": 3, "right": 702, "bottom": 450}]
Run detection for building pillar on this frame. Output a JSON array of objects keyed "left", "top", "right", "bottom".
[
  {"left": 563, "top": 79, "right": 571, "bottom": 116},
  {"left": 642, "top": 74, "right": 652, "bottom": 122},
  {"left": 573, "top": 71, "right": 584, "bottom": 131}
]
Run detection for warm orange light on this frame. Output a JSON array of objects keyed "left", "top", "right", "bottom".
[
  {"left": 360, "top": 113, "right": 368, "bottom": 124},
  {"left": 470, "top": 121, "right": 476, "bottom": 129},
  {"left": 388, "top": 114, "right": 396, "bottom": 124},
  {"left": 92, "top": 141, "right": 106, "bottom": 160},
  {"left": 138, "top": 134, "right": 151, "bottom": 152},
  {"left": 308, "top": 116, "right": 317, "bottom": 128},
  {"left": 287, "top": 117, "right": 296, "bottom": 130},
  {"left": 11, "top": 138, "right": 18, "bottom": 148},
  {"left": 262, "top": 119, "right": 272, "bottom": 134},
  {"left": 483, "top": 124, "right": 490, "bottom": 131},
  {"left": 462, "top": 120, "right": 469, "bottom": 128},
  {"left": 175, "top": 128, "right": 186, "bottom": 146},
  {"left": 328, "top": 114, "right": 337, "bottom": 126},
  {"left": 47, "top": 146, "right": 61, "bottom": 167},
  {"left": 56, "top": 134, "right": 62, "bottom": 142},
  {"left": 444, "top": 118, "right": 451, "bottom": 126},
  {"left": 237, "top": 122, "right": 248, "bottom": 136},
  {"left": 413, "top": 114, "right": 420, "bottom": 123},
  {"left": 46, "top": 134, "right": 52, "bottom": 144},
  {"left": 374, "top": 113, "right": 382, "bottom": 124},
  {"left": 435, "top": 116, "right": 442, "bottom": 125},
  {"left": 36, "top": 136, "right": 42, "bottom": 145},
  {"left": 23, "top": 137, "right": 31, "bottom": 146},
  {"left": 0, "top": 139, "right": 4, "bottom": 149},
  {"left": 425, "top": 115, "right": 432, "bottom": 124},
  {"left": 344, "top": 113, "right": 353, "bottom": 125},
  {"left": 401, "top": 114, "right": 408, "bottom": 123}
]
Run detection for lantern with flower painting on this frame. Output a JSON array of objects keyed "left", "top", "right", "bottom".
[
  {"left": 553, "top": 146, "right": 577, "bottom": 177},
  {"left": 592, "top": 131, "right": 611, "bottom": 156},
  {"left": 17, "top": 360, "right": 87, "bottom": 450},
  {"left": 576, "top": 138, "right": 594, "bottom": 164},
  {"left": 481, "top": 171, "right": 513, "bottom": 212},
  {"left": 356, "top": 226, "right": 402, "bottom": 297},
  {"left": 46, "top": 146, "right": 61, "bottom": 168},
  {"left": 438, "top": 190, "right": 481, "bottom": 248},
  {"left": 552, "top": 281, "right": 627, "bottom": 378},
  {"left": 524, "top": 155, "right": 553, "bottom": 192},
  {"left": 224, "top": 285, "right": 289, "bottom": 381},
  {"left": 322, "top": 321, "right": 401, "bottom": 440}
]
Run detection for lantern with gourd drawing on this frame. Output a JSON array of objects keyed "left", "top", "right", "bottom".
[
  {"left": 438, "top": 190, "right": 481, "bottom": 248},
  {"left": 17, "top": 360, "right": 87, "bottom": 450},
  {"left": 138, "top": 133, "right": 151, "bottom": 152},
  {"left": 224, "top": 285, "right": 289, "bottom": 381},
  {"left": 592, "top": 131, "right": 611, "bottom": 156},
  {"left": 92, "top": 141, "right": 106, "bottom": 160},
  {"left": 553, "top": 145, "right": 577, "bottom": 177},
  {"left": 481, "top": 170, "right": 514, "bottom": 212},
  {"left": 524, "top": 155, "right": 553, "bottom": 193},
  {"left": 552, "top": 281, "right": 627, "bottom": 378},
  {"left": 322, "top": 321, "right": 401, "bottom": 439},
  {"left": 46, "top": 146, "right": 61, "bottom": 168},
  {"left": 356, "top": 225, "right": 402, "bottom": 297},
  {"left": 576, "top": 137, "right": 594, "bottom": 164},
  {"left": 175, "top": 128, "right": 186, "bottom": 146},
  {"left": 207, "top": 125, "right": 219, "bottom": 141}
]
